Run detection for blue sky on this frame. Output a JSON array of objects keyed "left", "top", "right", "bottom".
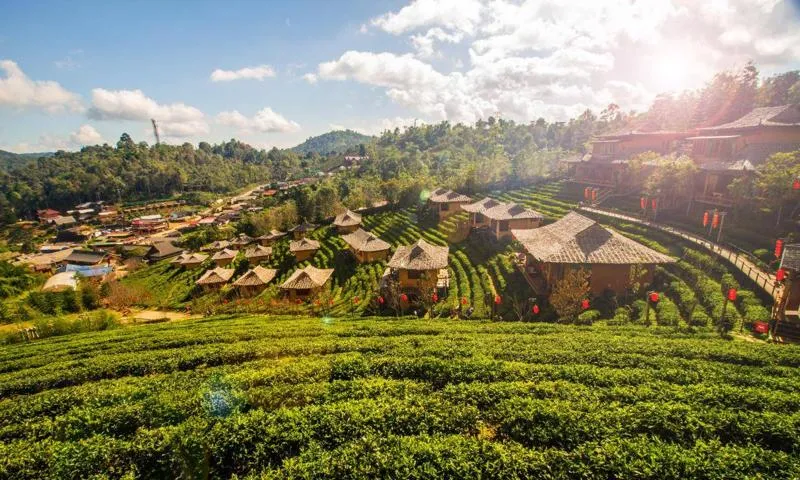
[{"left": 2, "top": 0, "right": 800, "bottom": 152}]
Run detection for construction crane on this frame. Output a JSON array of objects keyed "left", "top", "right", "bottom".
[{"left": 151, "top": 118, "right": 161, "bottom": 145}]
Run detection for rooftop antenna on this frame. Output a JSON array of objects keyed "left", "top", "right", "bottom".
[{"left": 151, "top": 118, "right": 161, "bottom": 145}]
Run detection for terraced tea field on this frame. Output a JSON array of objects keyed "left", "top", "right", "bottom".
[{"left": 1, "top": 316, "right": 798, "bottom": 479}]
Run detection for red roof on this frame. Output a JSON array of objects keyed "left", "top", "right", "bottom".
[
  {"left": 37, "top": 209, "right": 60, "bottom": 218},
  {"left": 263, "top": 189, "right": 277, "bottom": 196}
]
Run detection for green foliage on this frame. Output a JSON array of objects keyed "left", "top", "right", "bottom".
[
  {"left": 0, "top": 317, "right": 799, "bottom": 478},
  {"left": 577, "top": 309, "right": 601, "bottom": 325},
  {"left": 0, "top": 261, "right": 39, "bottom": 300},
  {"left": 291, "top": 130, "right": 373, "bottom": 155}
]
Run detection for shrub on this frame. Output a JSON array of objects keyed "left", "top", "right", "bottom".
[{"left": 577, "top": 309, "right": 601, "bottom": 325}]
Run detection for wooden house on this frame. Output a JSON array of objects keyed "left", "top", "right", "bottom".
[
  {"left": 37, "top": 209, "right": 61, "bottom": 223},
  {"left": 230, "top": 234, "right": 255, "bottom": 248},
  {"left": 427, "top": 188, "right": 472, "bottom": 221},
  {"left": 211, "top": 248, "right": 238, "bottom": 267},
  {"left": 97, "top": 210, "right": 120, "bottom": 225},
  {"left": 233, "top": 265, "right": 278, "bottom": 297},
  {"left": 257, "top": 230, "right": 287, "bottom": 246},
  {"left": 195, "top": 267, "right": 234, "bottom": 292},
  {"left": 290, "top": 222, "right": 318, "bottom": 240},
  {"left": 131, "top": 215, "right": 169, "bottom": 234},
  {"left": 62, "top": 249, "right": 108, "bottom": 267},
  {"left": 774, "top": 243, "right": 800, "bottom": 341},
  {"left": 289, "top": 238, "right": 320, "bottom": 262},
  {"left": 179, "top": 253, "right": 208, "bottom": 270},
  {"left": 201, "top": 240, "right": 231, "bottom": 252},
  {"left": 462, "top": 198, "right": 504, "bottom": 228},
  {"left": 169, "top": 252, "right": 192, "bottom": 266},
  {"left": 482, "top": 202, "right": 543, "bottom": 240},
  {"left": 689, "top": 104, "right": 800, "bottom": 207},
  {"left": 341, "top": 228, "right": 391, "bottom": 263},
  {"left": 387, "top": 238, "right": 449, "bottom": 296},
  {"left": 244, "top": 245, "right": 273, "bottom": 264},
  {"left": 145, "top": 241, "right": 184, "bottom": 262},
  {"left": 333, "top": 210, "right": 363, "bottom": 233},
  {"left": 512, "top": 212, "right": 674, "bottom": 296},
  {"left": 280, "top": 265, "right": 334, "bottom": 300}
]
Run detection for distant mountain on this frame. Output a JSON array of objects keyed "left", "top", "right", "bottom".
[
  {"left": 0, "top": 150, "right": 53, "bottom": 171},
  {"left": 291, "top": 129, "right": 373, "bottom": 155}
]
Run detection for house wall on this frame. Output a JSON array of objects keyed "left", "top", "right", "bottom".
[
  {"left": 398, "top": 268, "right": 439, "bottom": 292},
  {"left": 351, "top": 247, "right": 389, "bottom": 263},
  {"left": 214, "top": 258, "right": 234, "bottom": 267},
  {"left": 247, "top": 254, "right": 270, "bottom": 264},
  {"left": 471, "top": 212, "right": 490, "bottom": 227},
  {"left": 284, "top": 285, "right": 323, "bottom": 300},
  {"left": 293, "top": 249, "right": 316, "bottom": 262},
  {"left": 238, "top": 284, "right": 267, "bottom": 297},
  {"left": 492, "top": 218, "right": 541, "bottom": 240},
  {"left": 434, "top": 201, "right": 466, "bottom": 221},
  {"left": 201, "top": 282, "right": 224, "bottom": 292},
  {"left": 543, "top": 262, "right": 655, "bottom": 296}
]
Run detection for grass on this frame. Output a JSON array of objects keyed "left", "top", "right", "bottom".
[{"left": 1, "top": 315, "right": 798, "bottom": 478}]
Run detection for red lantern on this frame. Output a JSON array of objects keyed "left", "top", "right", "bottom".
[
  {"left": 329, "top": 299, "right": 334, "bottom": 306},
  {"left": 711, "top": 212, "right": 720, "bottom": 229},
  {"left": 432, "top": 293, "right": 438, "bottom": 302},
  {"left": 702, "top": 211, "right": 709, "bottom": 227},
  {"left": 461, "top": 296, "right": 468, "bottom": 305},
  {"left": 793, "top": 178, "right": 800, "bottom": 190},
  {"left": 532, "top": 304, "right": 540, "bottom": 314},
  {"left": 777, "top": 268, "right": 786, "bottom": 282},
  {"left": 591, "top": 189, "right": 597, "bottom": 201},
  {"left": 295, "top": 299, "right": 302, "bottom": 305},
  {"left": 494, "top": 294, "right": 501, "bottom": 305},
  {"left": 649, "top": 292, "right": 660, "bottom": 303},
  {"left": 584, "top": 187, "right": 591, "bottom": 200},
  {"left": 753, "top": 321, "right": 769, "bottom": 334},
  {"left": 400, "top": 293, "right": 408, "bottom": 302},
  {"left": 581, "top": 299, "right": 590, "bottom": 310},
  {"left": 640, "top": 197, "right": 647, "bottom": 209},
  {"left": 651, "top": 198, "right": 657, "bottom": 210},
  {"left": 353, "top": 296, "right": 360, "bottom": 305},
  {"left": 314, "top": 300, "right": 320, "bottom": 306},
  {"left": 727, "top": 288, "right": 737, "bottom": 301},
  {"left": 378, "top": 296, "right": 385, "bottom": 304},
  {"left": 775, "top": 239, "right": 784, "bottom": 259}
]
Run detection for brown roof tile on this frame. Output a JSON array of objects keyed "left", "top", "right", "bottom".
[
  {"left": 388, "top": 238, "right": 449, "bottom": 270},
  {"left": 280, "top": 265, "right": 333, "bottom": 289},
  {"left": 341, "top": 228, "right": 391, "bottom": 252}
]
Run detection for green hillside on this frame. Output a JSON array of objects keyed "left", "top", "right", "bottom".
[
  {"left": 292, "top": 129, "right": 372, "bottom": 155},
  {"left": 1, "top": 316, "right": 798, "bottom": 478},
  {"left": 0, "top": 150, "right": 51, "bottom": 171}
]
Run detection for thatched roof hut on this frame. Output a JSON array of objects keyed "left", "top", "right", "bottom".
[
  {"left": 179, "top": 253, "right": 208, "bottom": 268},
  {"left": 341, "top": 228, "right": 391, "bottom": 253},
  {"left": 388, "top": 239, "right": 449, "bottom": 271},
  {"left": 428, "top": 188, "right": 471, "bottom": 204},
  {"left": 289, "top": 238, "right": 321, "bottom": 253},
  {"left": 483, "top": 202, "right": 543, "bottom": 221},
  {"left": 146, "top": 241, "right": 184, "bottom": 261},
  {"left": 231, "top": 234, "right": 255, "bottom": 248},
  {"left": 333, "top": 210, "right": 362, "bottom": 228},
  {"left": 280, "top": 265, "right": 333, "bottom": 292},
  {"left": 512, "top": 212, "right": 673, "bottom": 264},
  {"left": 462, "top": 197, "right": 504, "bottom": 214},
  {"left": 290, "top": 222, "right": 318, "bottom": 238},
  {"left": 195, "top": 267, "right": 234, "bottom": 289},
  {"left": 211, "top": 248, "right": 238, "bottom": 263},
  {"left": 257, "top": 229, "right": 287, "bottom": 245},
  {"left": 201, "top": 240, "right": 231, "bottom": 252},
  {"left": 233, "top": 265, "right": 277, "bottom": 295},
  {"left": 244, "top": 245, "right": 273, "bottom": 262}
]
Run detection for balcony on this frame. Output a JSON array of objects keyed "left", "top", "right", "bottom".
[
  {"left": 514, "top": 253, "right": 548, "bottom": 295},
  {"left": 693, "top": 193, "right": 735, "bottom": 207}
]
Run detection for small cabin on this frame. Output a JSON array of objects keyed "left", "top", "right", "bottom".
[
  {"left": 257, "top": 230, "right": 287, "bottom": 246},
  {"left": 333, "top": 210, "right": 363, "bottom": 234},
  {"left": 341, "top": 228, "right": 391, "bottom": 263},
  {"left": 211, "top": 248, "right": 238, "bottom": 267},
  {"left": 481, "top": 202, "right": 543, "bottom": 240},
  {"left": 290, "top": 222, "right": 318, "bottom": 240},
  {"left": 387, "top": 238, "right": 449, "bottom": 297},
  {"left": 230, "top": 234, "right": 255, "bottom": 248},
  {"left": 512, "top": 212, "right": 674, "bottom": 296},
  {"left": 233, "top": 265, "right": 277, "bottom": 297},
  {"left": 427, "top": 188, "right": 472, "bottom": 221},
  {"left": 146, "top": 241, "right": 184, "bottom": 262},
  {"left": 244, "top": 245, "right": 273, "bottom": 264},
  {"left": 178, "top": 253, "right": 208, "bottom": 270},
  {"left": 280, "top": 265, "right": 333, "bottom": 300},
  {"left": 201, "top": 240, "right": 231, "bottom": 252},
  {"left": 289, "top": 238, "right": 320, "bottom": 262},
  {"left": 462, "top": 198, "right": 504, "bottom": 228},
  {"left": 774, "top": 243, "right": 800, "bottom": 341},
  {"left": 62, "top": 249, "right": 108, "bottom": 267},
  {"left": 195, "top": 267, "right": 234, "bottom": 292}
]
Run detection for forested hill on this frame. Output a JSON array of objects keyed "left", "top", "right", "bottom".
[
  {"left": 0, "top": 150, "right": 52, "bottom": 171},
  {"left": 291, "top": 129, "right": 373, "bottom": 155}
]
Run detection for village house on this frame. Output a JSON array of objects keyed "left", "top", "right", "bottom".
[
  {"left": 481, "top": 202, "right": 543, "bottom": 240},
  {"left": 131, "top": 215, "right": 169, "bottom": 234},
  {"left": 289, "top": 238, "right": 320, "bottom": 262},
  {"left": 280, "top": 264, "right": 334, "bottom": 300},
  {"left": 386, "top": 238, "right": 449, "bottom": 299},
  {"left": 50, "top": 215, "right": 77, "bottom": 229},
  {"left": 573, "top": 130, "right": 689, "bottom": 191},
  {"left": 427, "top": 188, "right": 472, "bottom": 221},
  {"left": 195, "top": 267, "right": 234, "bottom": 292},
  {"left": 244, "top": 245, "right": 272, "bottom": 264},
  {"left": 145, "top": 241, "right": 184, "bottom": 262},
  {"left": 62, "top": 249, "right": 109, "bottom": 267},
  {"left": 512, "top": 212, "right": 674, "bottom": 296},
  {"left": 178, "top": 253, "right": 208, "bottom": 269},
  {"left": 97, "top": 210, "right": 120, "bottom": 225},
  {"left": 341, "top": 228, "right": 391, "bottom": 263},
  {"left": 211, "top": 248, "right": 238, "bottom": 267},
  {"left": 202, "top": 240, "right": 231, "bottom": 252},
  {"left": 774, "top": 243, "right": 800, "bottom": 342},
  {"left": 231, "top": 234, "right": 255, "bottom": 248},
  {"left": 462, "top": 198, "right": 505, "bottom": 228},
  {"left": 333, "top": 210, "right": 362, "bottom": 234},
  {"left": 290, "top": 222, "right": 318, "bottom": 239},
  {"left": 233, "top": 265, "right": 278, "bottom": 297},
  {"left": 257, "top": 230, "right": 287, "bottom": 246},
  {"left": 37, "top": 209, "right": 60, "bottom": 223},
  {"left": 689, "top": 104, "right": 800, "bottom": 207}
]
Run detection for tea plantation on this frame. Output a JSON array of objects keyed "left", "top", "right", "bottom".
[{"left": 1, "top": 316, "right": 799, "bottom": 478}]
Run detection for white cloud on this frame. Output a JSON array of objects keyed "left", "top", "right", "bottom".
[
  {"left": 0, "top": 59, "right": 83, "bottom": 112},
  {"left": 411, "top": 28, "right": 464, "bottom": 58},
  {"left": 332, "top": 117, "right": 420, "bottom": 136},
  {"left": 88, "top": 88, "right": 209, "bottom": 138},
  {"left": 210, "top": 64, "right": 276, "bottom": 82},
  {"left": 216, "top": 107, "right": 300, "bottom": 133},
  {"left": 303, "top": 73, "right": 318, "bottom": 84},
  {"left": 371, "top": 0, "right": 483, "bottom": 35},
  {"left": 5, "top": 124, "right": 105, "bottom": 153},
  {"left": 318, "top": 51, "right": 447, "bottom": 89}
]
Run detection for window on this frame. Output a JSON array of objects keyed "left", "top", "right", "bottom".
[
  {"left": 499, "top": 220, "right": 509, "bottom": 231},
  {"left": 441, "top": 203, "right": 450, "bottom": 211},
  {"left": 296, "top": 289, "right": 310, "bottom": 296},
  {"left": 407, "top": 270, "right": 422, "bottom": 279}
]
